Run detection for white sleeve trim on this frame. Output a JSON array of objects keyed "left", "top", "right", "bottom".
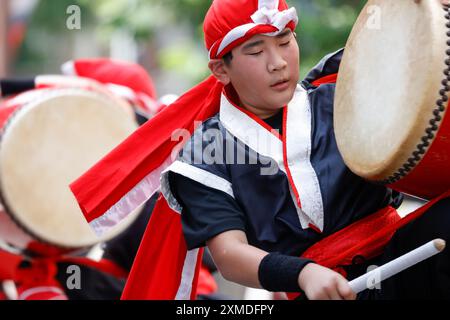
[
  {"left": 89, "top": 155, "right": 174, "bottom": 236},
  {"left": 160, "top": 160, "right": 235, "bottom": 214},
  {"left": 175, "top": 248, "right": 200, "bottom": 300}
]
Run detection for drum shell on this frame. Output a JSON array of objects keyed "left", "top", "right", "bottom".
[{"left": 387, "top": 102, "right": 450, "bottom": 199}]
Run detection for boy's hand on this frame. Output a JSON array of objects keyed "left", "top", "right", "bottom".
[{"left": 298, "top": 263, "right": 357, "bottom": 300}]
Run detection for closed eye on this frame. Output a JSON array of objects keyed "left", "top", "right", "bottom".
[
  {"left": 280, "top": 40, "right": 291, "bottom": 46},
  {"left": 248, "top": 51, "right": 263, "bottom": 56}
]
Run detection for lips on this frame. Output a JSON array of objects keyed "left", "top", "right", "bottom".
[
  {"left": 270, "top": 78, "right": 290, "bottom": 91},
  {"left": 270, "top": 79, "right": 289, "bottom": 87}
]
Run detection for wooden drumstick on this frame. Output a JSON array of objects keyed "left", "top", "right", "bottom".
[{"left": 349, "top": 239, "right": 446, "bottom": 294}]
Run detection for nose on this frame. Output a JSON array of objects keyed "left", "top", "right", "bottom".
[{"left": 267, "top": 49, "right": 287, "bottom": 73}]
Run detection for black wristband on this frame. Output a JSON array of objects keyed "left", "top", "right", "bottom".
[
  {"left": 0, "top": 78, "right": 36, "bottom": 97},
  {"left": 258, "top": 252, "right": 314, "bottom": 292}
]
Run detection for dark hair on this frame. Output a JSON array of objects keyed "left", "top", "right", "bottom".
[{"left": 223, "top": 51, "right": 233, "bottom": 67}]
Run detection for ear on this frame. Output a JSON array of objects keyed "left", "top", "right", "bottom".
[{"left": 208, "top": 59, "right": 231, "bottom": 86}]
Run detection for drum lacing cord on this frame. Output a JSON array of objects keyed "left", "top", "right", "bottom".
[{"left": 380, "top": 4, "right": 450, "bottom": 185}]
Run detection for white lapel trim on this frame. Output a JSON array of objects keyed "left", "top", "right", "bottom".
[
  {"left": 219, "top": 88, "right": 323, "bottom": 230},
  {"left": 286, "top": 86, "right": 325, "bottom": 231},
  {"left": 219, "top": 93, "right": 284, "bottom": 165}
]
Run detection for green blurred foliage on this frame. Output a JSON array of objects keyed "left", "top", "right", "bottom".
[
  {"left": 14, "top": 0, "right": 367, "bottom": 83},
  {"left": 14, "top": 0, "right": 93, "bottom": 74},
  {"left": 295, "top": 0, "right": 366, "bottom": 77}
]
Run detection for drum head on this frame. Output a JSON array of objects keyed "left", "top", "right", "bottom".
[
  {"left": 0, "top": 88, "right": 140, "bottom": 249},
  {"left": 335, "top": 0, "right": 448, "bottom": 180}
]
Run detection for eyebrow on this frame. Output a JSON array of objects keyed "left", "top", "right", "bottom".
[
  {"left": 275, "top": 29, "right": 292, "bottom": 39},
  {"left": 241, "top": 30, "right": 292, "bottom": 51},
  {"left": 242, "top": 40, "right": 265, "bottom": 51}
]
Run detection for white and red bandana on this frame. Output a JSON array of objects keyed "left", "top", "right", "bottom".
[{"left": 205, "top": 0, "right": 298, "bottom": 59}]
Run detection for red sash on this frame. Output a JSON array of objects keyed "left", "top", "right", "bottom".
[{"left": 287, "top": 189, "right": 450, "bottom": 299}]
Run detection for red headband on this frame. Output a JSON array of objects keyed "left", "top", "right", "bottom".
[{"left": 204, "top": 0, "right": 298, "bottom": 59}]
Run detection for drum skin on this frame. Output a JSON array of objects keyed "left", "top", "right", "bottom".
[
  {"left": 0, "top": 87, "right": 141, "bottom": 254},
  {"left": 335, "top": 0, "right": 450, "bottom": 199}
]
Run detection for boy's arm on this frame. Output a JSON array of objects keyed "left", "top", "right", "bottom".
[
  {"left": 207, "top": 230, "right": 356, "bottom": 300},
  {"left": 206, "top": 230, "right": 267, "bottom": 288},
  {"left": 169, "top": 171, "right": 356, "bottom": 299}
]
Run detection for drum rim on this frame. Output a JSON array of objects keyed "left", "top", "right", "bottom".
[
  {"left": 0, "top": 88, "right": 140, "bottom": 250},
  {"left": 335, "top": 1, "right": 450, "bottom": 184}
]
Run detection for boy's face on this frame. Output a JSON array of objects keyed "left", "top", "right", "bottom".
[{"left": 214, "top": 28, "right": 300, "bottom": 118}]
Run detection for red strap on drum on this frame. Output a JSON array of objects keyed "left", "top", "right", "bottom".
[
  {"left": 0, "top": 250, "right": 23, "bottom": 280},
  {"left": 15, "top": 258, "right": 60, "bottom": 287}
]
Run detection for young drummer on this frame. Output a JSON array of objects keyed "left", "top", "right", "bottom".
[{"left": 70, "top": 0, "right": 450, "bottom": 300}]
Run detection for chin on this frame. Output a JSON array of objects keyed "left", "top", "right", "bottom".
[{"left": 277, "top": 87, "right": 297, "bottom": 106}]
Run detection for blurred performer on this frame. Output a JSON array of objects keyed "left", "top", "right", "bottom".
[
  {"left": 0, "top": 69, "right": 141, "bottom": 300},
  {"left": 0, "top": 59, "right": 220, "bottom": 300}
]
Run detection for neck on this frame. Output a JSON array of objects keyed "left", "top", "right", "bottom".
[
  {"left": 240, "top": 103, "right": 281, "bottom": 119},
  {"left": 224, "top": 84, "right": 281, "bottom": 120}
]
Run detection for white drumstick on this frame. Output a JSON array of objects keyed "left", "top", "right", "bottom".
[{"left": 349, "top": 239, "right": 446, "bottom": 294}]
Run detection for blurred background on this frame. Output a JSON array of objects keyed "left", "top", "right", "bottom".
[{"left": 0, "top": 0, "right": 367, "bottom": 96}]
